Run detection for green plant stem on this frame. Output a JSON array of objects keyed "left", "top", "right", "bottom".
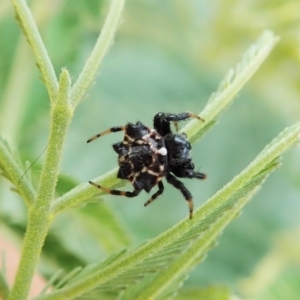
[
  {"left": 50, "top": 168, "right": 121, "bottom": 215},
  {"left": 8, "top": 70, "right": 72, "bottom": 300},
  {"left": 10, "top": 0, "right": 58, "bottom": 102},
  {"left": 70, "top": 0, "right": 125, "bottom": 107},
  {"left": 9, "top": 208, "right": 51, "bottom": 300}
]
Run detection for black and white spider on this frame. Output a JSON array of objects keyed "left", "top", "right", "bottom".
[{"left": 87, "top": 112, "right": 206, "bottom": 219}]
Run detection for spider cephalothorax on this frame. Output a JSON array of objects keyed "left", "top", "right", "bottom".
[{"left": 87, "top": 112, "right": 206, "bottom": 219}]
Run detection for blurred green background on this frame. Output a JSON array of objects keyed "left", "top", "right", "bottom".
[{"left": 1, "top": 0, "right": 300, "bottom": 298}]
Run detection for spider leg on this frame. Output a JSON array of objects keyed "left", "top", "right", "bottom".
[
  {"left": 144, "top": 181, "right": 164, "bottom": 207},
  {"left": 89, "top": 181, "right": 141, "bottom": 198},
  {"left": 186, "top": 170, "right": 206, "bottom": 179},
  {"left": 154, "top": 112, "right": 204, "bottom": 136},
  {"left": 165, "top": 112, "right": 204, "bottom": 123},
  {"left": 173, "top": 169, "right": 206, "bottom": 180},
  {"left": 166, "top": 173, "right": 194, "bottom": 219},
  {"left": 87, "top": 126, "right": 126, "bottom": 143}
]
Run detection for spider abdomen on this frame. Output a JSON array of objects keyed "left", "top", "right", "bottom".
[{"left": 114, "top": 123, "right": 166, "bottom": 193}]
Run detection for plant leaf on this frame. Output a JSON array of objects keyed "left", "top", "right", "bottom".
[
  {"left": 126, "top": 160, "right": 278, "bottom": 300},
  {"left": 10, "top": 0, "right": 58, "bottom": 102},
  {"left": 34, "top": 122, "right": 300, "bottom": 300},
  {"left": 55, "top": 173, "right": 132, "bottom": 254},
  {"left": 70, "top": 0, "right": 125, "bottom": 108},
  {"left": 51, "top": 168, "right": 125, "bottom": 215},
  {"left": 183, "top": 30, "right": 279, "bottom": 143},
  {"left": 50, "top": 249, "right": 127, "bottom": 292},
  {"left": 0, "top": 135, "right": 36, "bottom": 206},
  {"left": 73, "top": 202, "right": 132, "bottom": 254}
]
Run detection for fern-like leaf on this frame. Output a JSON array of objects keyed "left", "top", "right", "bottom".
[
  {"left": 183, "top": 30, "right": 279, "bottom": 143},
  {"left": 0, "top": 135, "right": 36, "bottom": 206},
  {"left": 10, "top": 0, "right": 58, "bottom": 102},
  {"left": 125, "top": 160, "right": 279, "bottom": 300},
  {"left": 34, "top": 122, "right": 300, "bottom": 300}
]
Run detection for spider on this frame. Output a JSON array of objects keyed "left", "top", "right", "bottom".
[{"left": 87, "top": 112, "right": 206, "bottom": 219}]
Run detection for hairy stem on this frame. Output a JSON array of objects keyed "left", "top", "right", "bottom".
[
  {"left": 8, "top": 70, "right": 72, "bottom": 300},
  {"left": 10, "top": 0, "right": 58, "bottom": 102},
  {"left": 70, "top": 0, "right": 125, "bottom": 107}
]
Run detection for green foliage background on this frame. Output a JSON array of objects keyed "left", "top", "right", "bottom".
[{"left": 0, "top": 0, "right": 300, "bottom": 299}]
